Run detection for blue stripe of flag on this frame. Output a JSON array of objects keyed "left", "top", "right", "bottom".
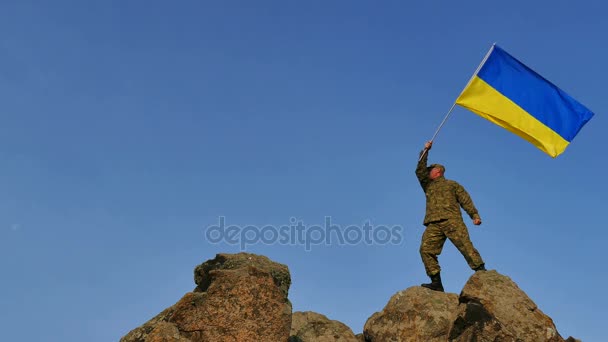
[{"left": 477, "top": 45, "right": 594, "bottom": 142}]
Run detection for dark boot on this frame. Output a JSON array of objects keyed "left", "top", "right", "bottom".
[
  {"left": 421, "top": 273, "right": 444, "bottom": 292},
  {"left": 474, "top": 264, "right": 486, "bottom": 272}
]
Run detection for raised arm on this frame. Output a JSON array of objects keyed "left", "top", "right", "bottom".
[{"left": 415, "top": 141, "right": 432, "bottom": 191}]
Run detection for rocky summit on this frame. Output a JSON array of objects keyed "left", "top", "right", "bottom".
[
  {"left": 363, "top": 271, "right": 580, "bottom": 342},
  {"left": 120, "top": 253, "right": 292, "bottom": 342},
  {"left": 121, "top": 253, "right": 579, "bottom": 342},
  {"left": 363, "top": 286, "right": 459, "bottom": 342}
]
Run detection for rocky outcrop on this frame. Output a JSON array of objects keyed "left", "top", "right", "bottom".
[
  {"left": 289, "top": 311, "right": 358, "bottom": 342},
  {"left": 120, "top": 253, "right": 292, "bottom": 342},
  {"left": 448, "top": 270, "right": 565, "bottom": 342},
  {"left": 363, "top": 286, "right": 459, "bottom": 341},
  {"left": 120, "top": 253, "right": 580, "bottom": 342},
  {"left": 363, "top": 270, "right": 578, "bottom": 342}
]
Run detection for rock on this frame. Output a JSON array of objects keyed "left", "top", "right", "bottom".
[
  {"left": 289, "top": 311, "right": 358, "bottom": 342},
  {"left": 363, "top": 286, "right": 459, "bottom": 341},
  {"left": 121, "top": 252, "right": 292, "bottom": 342},
  {"left": 136, "top": 321, "right": 191, "bottom": 342},
  {"left": 194, "top": 252, "right": 291, "bottom": 297},
  {"left": 448, "top": 270, "right": 566, "bottom": 342},
  {"left": 121, "top": 252, "right": 579, "bottom": 342}
]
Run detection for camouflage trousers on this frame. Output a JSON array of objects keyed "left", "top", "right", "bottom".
[{"left": 419, "top": 218, "right": 484, "bottom": 276}]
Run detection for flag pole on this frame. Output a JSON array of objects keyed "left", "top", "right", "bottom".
[{"left": 419, "top": 43, "right": 497, "bottom": 161}]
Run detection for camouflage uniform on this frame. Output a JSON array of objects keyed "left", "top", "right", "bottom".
[{"left": 416, "top": 150, "right": 484, "bottom": 276}]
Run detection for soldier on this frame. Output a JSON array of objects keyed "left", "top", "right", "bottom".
[{"left": 416, "top": 141, "right": 486, "bottom": 292}]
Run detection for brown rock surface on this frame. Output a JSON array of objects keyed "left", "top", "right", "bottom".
[
  {"left": 121, "top": 252, "right": 292, "bottom": 342},
  {"left": 289, "top": 311, "right": 358, "bottom": 342},
  {"left": 449, "top": 270, "right": 565, "bottom": 342},
  {"left": 363, "top": 286, "right": 459, "bottom": 342},
  {"left": 120, "top": 253, "right": 580, "bottom": 342}
]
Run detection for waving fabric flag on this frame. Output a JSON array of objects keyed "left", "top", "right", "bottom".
[{"left": 455, "top": 45, "right": 594, "bottom": 157}]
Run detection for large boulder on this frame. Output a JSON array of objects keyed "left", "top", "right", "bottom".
[
  {"left": 121, "top": 252, "right": 292, "bottom": 342},
  {"left": 120, "top": 253, "right": 580, "bottom": 342},
  {"left": 363, "top": 286, "right": 459, "bottom": 341},
  {"left": 289, "top": 311, "right": 358, "bottom": 342},
  {"left": 448, "top": 270, "right": 566, "bottom": 342}
]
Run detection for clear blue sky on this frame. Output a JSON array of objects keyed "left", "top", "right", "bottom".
[{"left": 1, "top": 1, "right": 605, "bottom": 341}]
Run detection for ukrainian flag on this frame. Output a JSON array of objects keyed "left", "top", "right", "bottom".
[{"left": 456, "top": 45, "right": 594, "bottom": 157}]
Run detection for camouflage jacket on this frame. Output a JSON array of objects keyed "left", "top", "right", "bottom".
[{"left": 416, "top": 150, "right": 480, "bottom": 225}]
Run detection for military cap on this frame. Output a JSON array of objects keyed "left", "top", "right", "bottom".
[{"left": 428, "top": 164, "right": 445, "bottom": 173}]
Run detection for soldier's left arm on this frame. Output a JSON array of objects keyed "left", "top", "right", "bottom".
[{"left": 455, "top": 183, "right": 481, "bottom": 221}]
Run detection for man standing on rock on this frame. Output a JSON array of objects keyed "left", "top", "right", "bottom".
[{"left": 416, "top": 141, "right": 486, "bottom": 292}]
